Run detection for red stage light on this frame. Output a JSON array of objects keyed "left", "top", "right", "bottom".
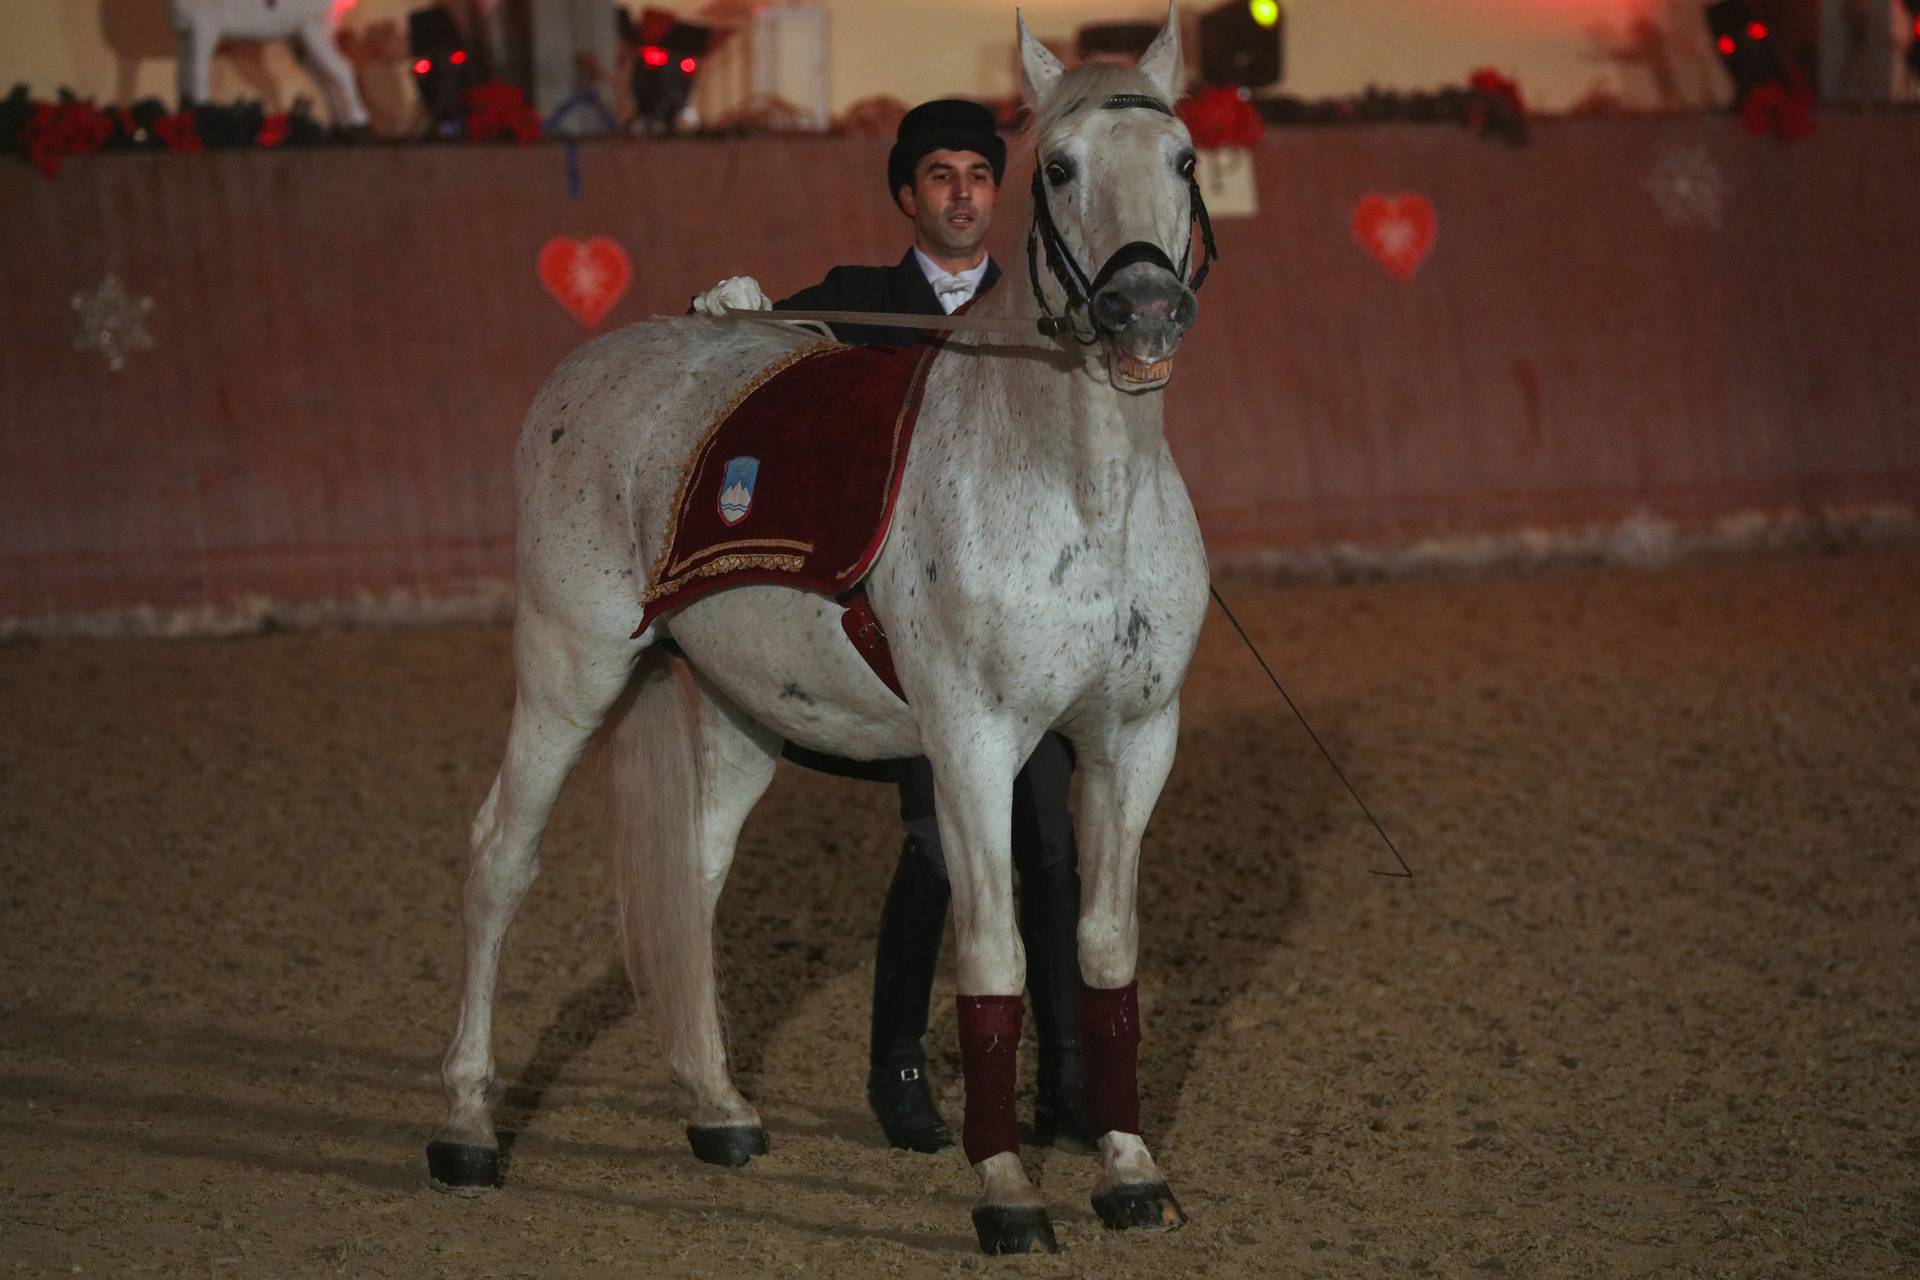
[
  {"left": 413, "top": 58, "right": 431, "bottom": 75},
  {"left": 450, "top": 50, "right": 468, "bottom": 66},
  {"left": 1716, "top": 35, "right": 1736, "bottom": 56},
  {"left": 1747, "top": 21, "right": 1768, "bottom": 40},
  {"left": 641, "top": 45, "right": 669, "bottom": 67},
  {"left": 679, "top": 56, "right": 697, "bottom": 74},
  {"left": 1913, "top": 16, "right": 1920, "bottom": 37}
]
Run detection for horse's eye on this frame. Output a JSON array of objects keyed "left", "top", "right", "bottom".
[
  {"left": 1044, "top": 160, "right": 1073, "bottom": 188},
  {"left": 1178, "top": 154, "right": 1197, "bottom": 180}
]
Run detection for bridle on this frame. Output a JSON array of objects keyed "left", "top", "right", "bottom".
[{"left": 1027, "top": 93, "right": 1221, "bottom": 343}]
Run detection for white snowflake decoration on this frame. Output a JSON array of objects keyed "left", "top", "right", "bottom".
[
  {"left": 71, "top": 273, "right": 155, "bottom": 372},
  {"left": 1644, "top": 142, "right": 1731, "bottom": 230}
]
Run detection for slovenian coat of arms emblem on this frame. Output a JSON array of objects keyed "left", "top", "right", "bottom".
[{"left": 717, "top": 456, "right": 760, "bottom": 525}]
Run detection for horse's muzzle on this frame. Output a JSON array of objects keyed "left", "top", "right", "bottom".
[{"left": 1091, "top": 262, "right": 1197, "bottom": 393}]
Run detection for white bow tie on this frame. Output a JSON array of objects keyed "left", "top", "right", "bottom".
[{"left": 931, "top": 274, "right": 973, "bottom": 300}]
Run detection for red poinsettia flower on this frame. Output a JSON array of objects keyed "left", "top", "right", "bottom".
[
  {"left": 1175, "top": 86, "right": 1261, "bottom": 151},
  {"left": 20, "top": 99, "right": 113, "bottom": 178},
  {"left": 1468, "top": 68, "right": 1525, "bottom": 116},
  {"left": 152, "top": 111, "right": 204, "bottom": 153},
  {"left": 1741, "top": 75, "right": 1814, "bottom": 142},
  {"left": 465, "top": 80, "right": 542, "bottom": 143}
]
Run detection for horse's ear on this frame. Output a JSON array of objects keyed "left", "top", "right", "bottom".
[
  {"left": 1017, "top": 11, "right": 1065, "bottom": 109},
  {"left": 1137, "top": 1, "right": 1184, "bottom": 103}
]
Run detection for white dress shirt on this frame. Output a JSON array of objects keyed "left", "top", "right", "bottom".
[{"left": 912, "top": 248, "right": 991, "bottom": 314}]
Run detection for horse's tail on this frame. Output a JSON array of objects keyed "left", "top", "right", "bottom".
[{"left": 602, "top": 649, "right": 727, "bottom": 1091}]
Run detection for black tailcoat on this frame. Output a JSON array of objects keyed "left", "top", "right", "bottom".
[{"left": 775, "top": 250, "right": 1002, "bottom": 347}]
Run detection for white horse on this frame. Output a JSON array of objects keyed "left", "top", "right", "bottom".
[
  {"left": 427, "top": 7, "right": 1214, "bottom": 1255},
  {"left": 168, "top": 0, "right": 369, "bottom": 127}
]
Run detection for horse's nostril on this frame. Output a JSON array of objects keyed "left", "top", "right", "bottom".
[
  {"left": 1172, "top": 293, "right": 1197, "bottom": 329},
  {"left": 1092, "top": 290, "right": 1135, "bottom": 330}
]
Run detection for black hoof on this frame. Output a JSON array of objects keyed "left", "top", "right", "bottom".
[
  {"left": 686, "top": 1123, "right": 769, "bottom": 1168},
  {"left": 971, "top": 1205, "right": 1060, "bottom": 1256},
  {"left": 425, "top": 1140, "right": 502, "bottom": 1192},
  {"left": 1092, "top": 1182, "right": 1188, "bottom": 1232}
]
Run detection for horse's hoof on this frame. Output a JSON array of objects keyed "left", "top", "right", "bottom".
[
  {"left": 686, "top": 1123, "right": 769, "bottom": 1168},
  {"left": 971, "top": 1205, "right": 1061, "bottom": 1255},
  {"left": 425, "top": 1140, "right": 502, "bottom": 1193},
  {"left": 1091, "top": 1182, "right": 1187, "bottom": 1232}
]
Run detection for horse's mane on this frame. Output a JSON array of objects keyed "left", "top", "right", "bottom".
[
  {"left": 982, "top": 61, "right": 1175, "bottom": 325},
  {"left": 1024, "top": 62, "right": 1172, "bottom": 153}
]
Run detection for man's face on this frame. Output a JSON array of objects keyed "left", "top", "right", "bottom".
[{"left": 898, "top": 149, "right": 998, "bottom": 268}]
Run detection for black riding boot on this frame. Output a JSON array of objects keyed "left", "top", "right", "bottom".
[
  {"left": 867, "top": 838, "right": 955, "bottom": 1153},
  {"left": 1019, "top": 856, "right": 1090, "bottom": 1149}
]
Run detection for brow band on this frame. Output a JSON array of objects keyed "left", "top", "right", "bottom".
[{"left": 1100, "top": 94, "right": 1174, "bottom": 115}]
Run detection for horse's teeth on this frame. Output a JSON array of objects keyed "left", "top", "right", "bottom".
[{"left": 1118, "top": 356, "right": 1172, "bottom": 383}]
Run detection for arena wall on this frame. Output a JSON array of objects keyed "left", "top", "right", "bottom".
[{"left": 3, "top": 114, "right": 1917, "bottom": 634}]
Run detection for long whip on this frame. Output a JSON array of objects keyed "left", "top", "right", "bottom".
[{"left": 1208, "top": 585, "right": 1415, "bottom": 880}]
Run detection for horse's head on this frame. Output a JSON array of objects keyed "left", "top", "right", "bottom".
[{"left": 1018, "top": 6, "right": 1212, "bottom": 395}]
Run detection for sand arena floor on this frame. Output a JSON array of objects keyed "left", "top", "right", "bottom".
[{"left": 2, "top": 548, "right": 1916, "bottom": 1278}]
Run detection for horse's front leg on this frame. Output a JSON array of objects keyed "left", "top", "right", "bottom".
[
  {"left": 1076, "top": 698, "right": 1188, "bottom": 1232},
  {"left": 926, "top": 727, "right": 1057, "bottom": 1256}
]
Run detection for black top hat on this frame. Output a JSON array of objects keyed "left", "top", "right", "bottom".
[{"left": 887, "top": 99, "right": 1006, "bottom": 206}]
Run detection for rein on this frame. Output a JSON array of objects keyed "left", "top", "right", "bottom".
[{"left": 1027, "top": 93, "right": 1220, "bottom": 343}]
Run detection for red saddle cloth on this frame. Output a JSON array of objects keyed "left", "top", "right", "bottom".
[{"left": 635, "top": 340, "right": 939, "bottom": 640}]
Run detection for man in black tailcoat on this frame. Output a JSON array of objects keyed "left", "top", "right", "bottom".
[{"left": 690, "top": 100, "right": 1088, "bottom": 1157}]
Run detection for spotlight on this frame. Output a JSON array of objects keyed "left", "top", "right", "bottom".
[
  {"left": 1198, "top": 0, "right": 1283, "bottom": 89},
  {"left": 1704, "top": 0, "right": 1788, "bottom": 105},
  {"left": 621, "top": 7, "right": 712, "bottom": 134},
  {"left": 409, "top": 5, "right": 478, "bottom": 134}
]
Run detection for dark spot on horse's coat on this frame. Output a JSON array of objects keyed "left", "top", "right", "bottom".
[
  {"left": 1124, "top": 606, "right": 1150, "bottom": 654},
  {"left": 1050, "top": 546, "right": 1076, "bottom": 586},
  {"left": 551, "top": 429, "right": 566, "bottom": 443},
  {"left": 925, "top": 560, "right": 939, "bottom": 583},
  {"left": 780, "top": 682, "right": 814, "bottom": 705}
]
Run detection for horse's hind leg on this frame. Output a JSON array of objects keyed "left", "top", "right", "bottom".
[
  {"left": 427, "top": 608, "right": 637, "bottom": 1192},
  {"left": 604, "top": 656, "right": 781, "bottom": 1165}
]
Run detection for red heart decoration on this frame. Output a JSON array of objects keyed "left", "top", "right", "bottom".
[
  {"left": 1351, "top": 193, "right": 1438, "bottom": 282},
  {"left": 537, "top": 235, "right": 633, "bottom": 328}
]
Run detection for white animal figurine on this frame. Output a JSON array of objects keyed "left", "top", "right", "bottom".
[{"left": 168, "top": 0, "right": 370, "bottom": 128}]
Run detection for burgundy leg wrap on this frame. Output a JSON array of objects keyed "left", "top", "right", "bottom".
[
  {"left": 1080, "top": 980, "right": 1142, "bottom": 1139},
  {"left": 956, "top": 994, "right": 1024, "bottom": 1165}
]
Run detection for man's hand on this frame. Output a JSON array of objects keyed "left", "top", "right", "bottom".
[{"left": 691, "top": 276, "right": 773, "bottom": 316}]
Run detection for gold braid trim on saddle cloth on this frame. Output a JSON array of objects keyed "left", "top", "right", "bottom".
[{"left": 642, "top": 552, "right": 808, "bottom": 603}]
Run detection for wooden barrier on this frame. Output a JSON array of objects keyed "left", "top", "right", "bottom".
[{"left": 3, "top": 115, "right": 1916, "bottom": 633}]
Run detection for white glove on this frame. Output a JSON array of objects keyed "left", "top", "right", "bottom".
[{"left": 691, "top": 276, "right": 773, "bottom": 316}]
